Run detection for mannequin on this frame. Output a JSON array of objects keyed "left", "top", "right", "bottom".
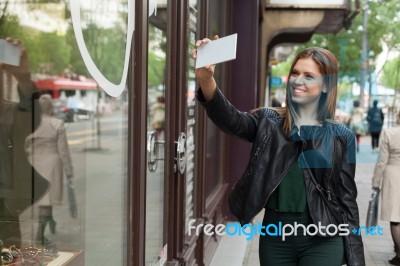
[{"left": 25, "top": 94, "right": 74, "bottom": 244}]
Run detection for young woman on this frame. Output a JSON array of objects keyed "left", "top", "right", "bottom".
[
  {"left": 372, "top": 111, "right": 400, "bottom": 266},
  {"left": 193, "top": 37, "right": 365, "bottom": 266}
]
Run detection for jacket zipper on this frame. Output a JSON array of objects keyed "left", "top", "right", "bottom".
[
  {"left": 314, "top": 139, "right": 336, "bottom": 202},
  {"left": 323, "top": 136, "right": 336, "bottom": 201},
  {"left": 233, "top": 134, "right": 268, "bottom": 190},
  {"left": 307, "top": 137, "right": 342, "bottom": 224},
  {"left": 302, "top": 137, "right": 336, "bottom": 202},
  {"left": 300, "top": 138, "right": 341, "bottom": 225}
]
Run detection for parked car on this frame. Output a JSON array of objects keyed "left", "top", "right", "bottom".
[{"left": 63, "top": 98, "right": 95, "bottom": 122}]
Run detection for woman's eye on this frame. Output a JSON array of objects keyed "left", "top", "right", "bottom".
[{"left": 305, "top": 75, "right": 314, "bottom": 80}]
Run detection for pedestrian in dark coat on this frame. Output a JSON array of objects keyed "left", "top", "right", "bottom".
[{"left": 367, "top": 100, "right": 384, "bottom": 152}]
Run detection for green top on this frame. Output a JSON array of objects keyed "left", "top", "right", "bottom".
[{"left": 266, "top": 162, "right": 307, "bottom": 212}]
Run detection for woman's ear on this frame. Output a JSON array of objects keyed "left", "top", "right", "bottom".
[{"left": 322, "top": 86, "right": 328, "bottom": 93}]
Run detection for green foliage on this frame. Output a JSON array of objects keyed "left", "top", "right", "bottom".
[
  {"left": 271, "top": 59, "right": 292, "bottom": 77},
  {"left": 35, "top": 32, "right": 70, "bottom": 74},
  {"left": 79, "top": 23, "right": 126, "bottom": 84},
  {"left": 0, "top": 11, "right": 70, "bottom": 75},
  {"left": 148, "top": 25, "right": 167, "bottom": 88},
  {"left": 1, "top": 1, "right": 128, "bottom": 83},
  {"left": 148, "top": 51, "right": 166, "bottom": 88},
  {"left": 0, "top": 15, "right": 22, "bottom": 38},
  {"left": 381, "top": 56, "right": 400, "bottom": 89},
  {"left": 65, "top": 26, "right": 89, "bottom": 77},
  {"left": 296, "top": 0, "right": 400, "bottom": 83}
]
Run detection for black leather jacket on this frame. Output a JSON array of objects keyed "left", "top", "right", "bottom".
[{"left": 197, "top": 88, "right": 365, "bottom": 266}]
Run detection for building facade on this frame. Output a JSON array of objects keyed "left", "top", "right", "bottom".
[{"left": 0, "top": 0, "right": 355, "bottom": 265}]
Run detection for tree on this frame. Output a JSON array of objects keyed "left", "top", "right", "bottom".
[
  {"left": 65, "top": 10, "right": 127, "bottom": 84},
  {"left": 271, "top": 59, "right": 292, "bottom": 78},
  {"left": 0, "top": 3, "right": 23, "bottom": 38},
  {"left": 380, "top": 56, "right": 400, "bottom": 90},
  {"left": 148, "top": 25, "right": 167, "bottom": 89},
  {"left": 295, "top": 0, "right": 400, "bottom": 83}
]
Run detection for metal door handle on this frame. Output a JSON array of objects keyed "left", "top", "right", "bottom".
[
  {"left": 175, "top": 132, "right": 186, "bottom": 174},
  {"left": 147, "top": 131, "right": 164, "bottom": 172}
]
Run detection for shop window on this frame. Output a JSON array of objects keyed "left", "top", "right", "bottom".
[{"left": 0, "top": 1, "right": 130, "bottom": 265}]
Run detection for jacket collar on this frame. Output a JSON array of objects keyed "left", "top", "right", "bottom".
[{"left": 289, "top": 121, "right": 328, "bottom": 141}]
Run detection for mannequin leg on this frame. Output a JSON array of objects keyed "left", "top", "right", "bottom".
[
  {"left": 389, "top": 222, "right": 400, "bottom": 265},
  {"left": 36, "top": 205, "right": 56, "bottom": 245}
]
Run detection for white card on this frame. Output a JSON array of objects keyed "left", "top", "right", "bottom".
[
  {"left": 0, "top": 39, "right": 21, "bottom": 66},
  {"left": 195, "top": 33, "right": 237, "bottom": 69}
]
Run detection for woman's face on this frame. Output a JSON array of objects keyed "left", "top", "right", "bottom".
[{"left": 289, "top": 58, "right": 325, "bottom": 107}]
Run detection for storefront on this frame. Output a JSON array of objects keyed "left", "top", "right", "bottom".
[
  {"left": 0, "top": 0, "right": 245, "bottom": 265},
  {"left": 0, "top": 0, "right": 353, "bottom": 265}
]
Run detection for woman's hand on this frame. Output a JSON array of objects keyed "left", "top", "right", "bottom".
[
  {"left": 192, "top": 35, "right": 218, "bottom": 101},
  {"left": 0, "top": 38, "right": 31, "bottom": 83},
  {"left": 0, "top": 37, "right": 35, "bottom": 97}
]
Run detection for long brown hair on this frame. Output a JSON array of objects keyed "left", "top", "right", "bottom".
[{"left": 277, "top": 47, "right": 339, "bottom": 133}]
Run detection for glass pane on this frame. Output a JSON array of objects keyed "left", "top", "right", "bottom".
[
  {"left": 185, "top": 0, "right": 198, "bottom": 234},
  {"left": 0, "top": 1, "right": 130, "bottom": 265},
  {"left": 146, "top": 2, "right": 168, "bottom": 265},
  {"left": 205, "top": 0, "right": 228, "bottom": 198}
]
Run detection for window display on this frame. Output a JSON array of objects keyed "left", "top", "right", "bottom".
[{"left": 1, "top": 1, "right": 129, "bottom": 265}]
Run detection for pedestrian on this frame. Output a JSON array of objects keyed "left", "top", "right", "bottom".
[
  {"left": 25, "top": 94, "right": 74, "bottom": 245},
  {"left": 193, "top": 38, "right": 365, "bottom": 266},
  {"left": 348, "top": 100, "right": 366, "bottom": 152},
  {"left": 271, "top": 97, "right": 282, "bottom": 107},
  {"left": 367, "top": 99, "right": 384, "bottom": 152},
  {"left": 372, "top": 111, "right": 400, "bottom": 265},
  {"left": 150, "top": 95, "right": 165, "bottom": 139}
]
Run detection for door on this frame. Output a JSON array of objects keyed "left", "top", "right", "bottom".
[
  {"left": 145, "top": 2, "right": 169, "bottom": 265},
  {"left": 144, "top": 0, "right": 201, "bottom": 265}
]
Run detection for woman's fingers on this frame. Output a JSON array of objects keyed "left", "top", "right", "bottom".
[
  {"left": 193, "top": 36, "right": 215, "bottom": 59},
  {"left": 193, "top": 36, "right": 218, "bottom": 73},
  {"left": 205, "top": 65, "right": 214, "bottom": 72},
  {"left": 195, "top": 38, "right": 211, "bottom": 48},
  {"left": 5, "top": 37, "right": 21, "bottom": 47}
]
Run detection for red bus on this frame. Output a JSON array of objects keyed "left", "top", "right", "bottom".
[{"left": 34, "top": 77, "right": 98, "bottom": 122}]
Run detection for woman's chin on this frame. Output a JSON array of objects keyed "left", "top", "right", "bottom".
[{"left": 291, "top": 95, "right": 320, "bottom": 106}]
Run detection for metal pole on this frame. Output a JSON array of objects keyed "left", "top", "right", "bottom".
[{"left": 360, "top": 0, "right": 369, "bottom": 108}]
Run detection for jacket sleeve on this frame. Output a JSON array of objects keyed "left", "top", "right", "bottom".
[
  {"left": 372, "top": 129, "right": 389, "bottom": 188},
  {"left": 337, "top": 130, "right": 365, "bottom": 266},
  {"left": 196, "top": 87, "right": 258, "bottom": 142}
]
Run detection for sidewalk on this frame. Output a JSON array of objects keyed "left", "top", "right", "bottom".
[{"left": 210, "top": 135, "right": 396, "bottom": 266}]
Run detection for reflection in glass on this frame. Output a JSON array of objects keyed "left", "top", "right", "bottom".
[
  {"left": 25, "top": 94, "right": 74, "bottom": 247},
  {"left": 1, "top": 1, "right": 129, "bottom": 265},
  {"left": 146, "top": 7, "right": 168, "bottom": 265},
  {"left": 185, "top": 0, "right": 198, "bottom": 234}
]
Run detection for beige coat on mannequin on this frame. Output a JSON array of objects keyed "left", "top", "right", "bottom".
[
  {"left": 372, "top": 125, "right": 400, "bottom": 222},
  {"left": 25, "top": 95, "right": 73, "bottom": 205}
]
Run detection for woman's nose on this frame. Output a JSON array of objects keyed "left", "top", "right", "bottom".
[{"left": 294, "top": 77, "right": 305, "bottom": 85}]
